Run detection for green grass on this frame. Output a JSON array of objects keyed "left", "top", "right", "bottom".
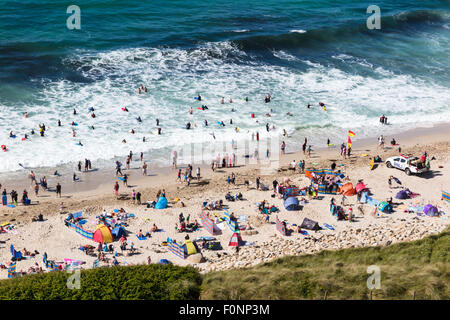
[
  {"left": 1, "top": 228, "right": 448, "bottom": 300},
  {"left": 0, "top": 264, "right": 201, "bottom": 300},
  {"left": 200, "top": 227, "right": 450, "bottom": 300}
]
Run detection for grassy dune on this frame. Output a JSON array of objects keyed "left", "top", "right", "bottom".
[{"left": 201, "top": 227, "right": 450, "bottom": 300}]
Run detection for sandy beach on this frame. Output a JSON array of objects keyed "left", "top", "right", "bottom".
[{"left": 0, "top": 123, "right": 449, "bottom": 278}]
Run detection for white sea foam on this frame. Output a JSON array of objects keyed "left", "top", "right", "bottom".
[
  {"left": 1, "top": 42, "right": 449, "bottom": 172},
  {"left": 272, "top": 50, "right": 298, "bottom": 61},
  {"left": 289, "top": 29, "right": 306, "bottom": 33}
]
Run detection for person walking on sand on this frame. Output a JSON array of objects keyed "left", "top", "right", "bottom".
[
  {"left": 281, "top": 141, "right": 286, "bottom": 155},
  {"left": 34, "top": 183, "right": 39, "bottom": 197},
  {"left": 142, "top": 162, "right": 148, "bottom": 176},
  {"left": 307, "top": 145, "right": 312, "bottom": 157},
  {"left": 196, "top": 167, "right": 201, "bottom": 182},
  {"left": 56, "top": 183, "right": 62, "bottom": 198}
]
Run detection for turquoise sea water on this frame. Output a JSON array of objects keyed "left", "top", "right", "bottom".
[{"left": 0, "top": 0, "right": 449, "bottom": 172}]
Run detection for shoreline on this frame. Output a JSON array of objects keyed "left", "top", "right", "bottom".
[
  {"left": 1, "top": 121, "right": 450, "bottom": 198},
  {"left": 0, "top": 122, "right": 449, "bottom": 278}
]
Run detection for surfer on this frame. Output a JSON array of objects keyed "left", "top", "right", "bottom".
[
  {"left": 9, "top": 131, "right": 14, "bottom": 138},
  {"left": 220, "top": 121, "right": 225, "bottom": 127},
  {"left": 197, "top": 94, "right": 202, "bottom": 101},
  {"left": 123, "top": 107, "right": 129, "bottom": 112},
  {"left": 78, "top": 141, "right": 83, "bottom": 146}
]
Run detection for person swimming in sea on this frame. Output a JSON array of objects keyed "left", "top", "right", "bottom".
[
  {"left": 220, "top": 97, "right": 224, "bottom": 104},
  {"left": 197, "top": 94, "right": 202, "bottom": 101},
  {"left": 186, "top": 122, "right": 191, "bottom": 130},
  {"left": 204, "top": 119, "right": 208, "bottom": 126},
  {"left": 137, "top": 116, "right": 142, "bottom": 122},
  {"left": 31, "top": 129, "right": 35, "bottom": 135},
  {"left": 156, "top": 119, "right": 159, "bottom": 126},
  {"left": 58, "top": 119, "right": 61, "bottom": 127},
  {"left": 78, "top": 141, "right": 83, "bottom": 146},
  {"left": 91, "top": 112, "right": 96, "bottom": 118},
  {"left": 73, "top": 108, "right": 77, "bottom": 115},
  {"left": 130, "top": 129, "right": 135, "bottom": 134},
  {"left": 189, "top": 107, "right": 193, "bottom": 114}
]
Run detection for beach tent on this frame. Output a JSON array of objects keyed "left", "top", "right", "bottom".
[
  {"left": 284, "top": 196, "right": 300, "bottom": 211},
  {"left": 155, "top": 196, "right": 168, "bottom": 209},
  {"left": 396, "top": 189, "right": 410, "bottom": 200},
  {"left": 424, "top": 204, "right": 439, "bottom": 217},
  {"left": 355, "top": 182, "right": 368, "bottom": 193},
  {"left": 93, "top": 224, "right": 113, "bottom": 243},
  {"left": 228, "top": 232, "right": 244, "bottom": 247},
  {"left": 111, "top": 226, "right": 127, "bottom": 239},
  {"left": 378, "top": 201, "right": 392, "bottom": 213},
  {"left": 339, "top": 183, "right": 356, "bottom": 196},
  {"left": 300, "top": 218, "right": 320, "bottom": 231}
]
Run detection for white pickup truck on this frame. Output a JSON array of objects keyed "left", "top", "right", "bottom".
[{"left": 385, "top": 154, "right": 429, "bottom": 175}]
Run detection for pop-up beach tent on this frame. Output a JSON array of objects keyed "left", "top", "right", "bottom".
[
  {"left": 155, "top": 196, "right": 168, "bottom": 209},
  {"left": 396, "top": 189, "right": 410, "bottom": 199},
  {"left": 424, "top": 204, "right": 439, "bottom": 217},
  {"left": 339, "top": 183, "right": 356, "bottom": 196},
  {"left": 93, "top": 224, "right": 113, "bottom": 243},
  {"left": 284, "top": 196, "right": 299, "bottom": 211},
  {"left": 378, "top": 201, "right": 392, "bottom": 213},
  {"left": 228, "top": 232, "right": 245, "bottom": 247},
  {"left": 111, "top": 226, "right": 127, "bottom": 239}
]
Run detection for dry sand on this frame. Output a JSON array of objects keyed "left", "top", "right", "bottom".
[{"left": 0, "top": 124, "right": 449, "bottom": 278}]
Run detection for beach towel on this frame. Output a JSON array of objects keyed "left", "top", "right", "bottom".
[
  {"left": 323, "top": 223, "right": 335, "bottom": 231},
  {"left": 136, "top": 235, "right": 147, "bottom": 240}
]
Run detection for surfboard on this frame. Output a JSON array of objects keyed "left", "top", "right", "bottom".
[
  {"left": 10, "top": 135, "right": 16, "bottom": 138},
  {"left": 194, "top": 97, "right": 198, "bottom": 100},
  {"left": 7, "top": 204, "right": 15, "bottom": 208},
  {"left": 72, "top": 123, "right": 78, "bottom": 126},
  {"left": 370, "top": 158, "right": 375, "bottom": 170},
  {"left": 361, "top": 154, "right": 368, "bottom": 157},
  {"left": 118, "top": 177, "right": 125, "bottom": 181}
]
